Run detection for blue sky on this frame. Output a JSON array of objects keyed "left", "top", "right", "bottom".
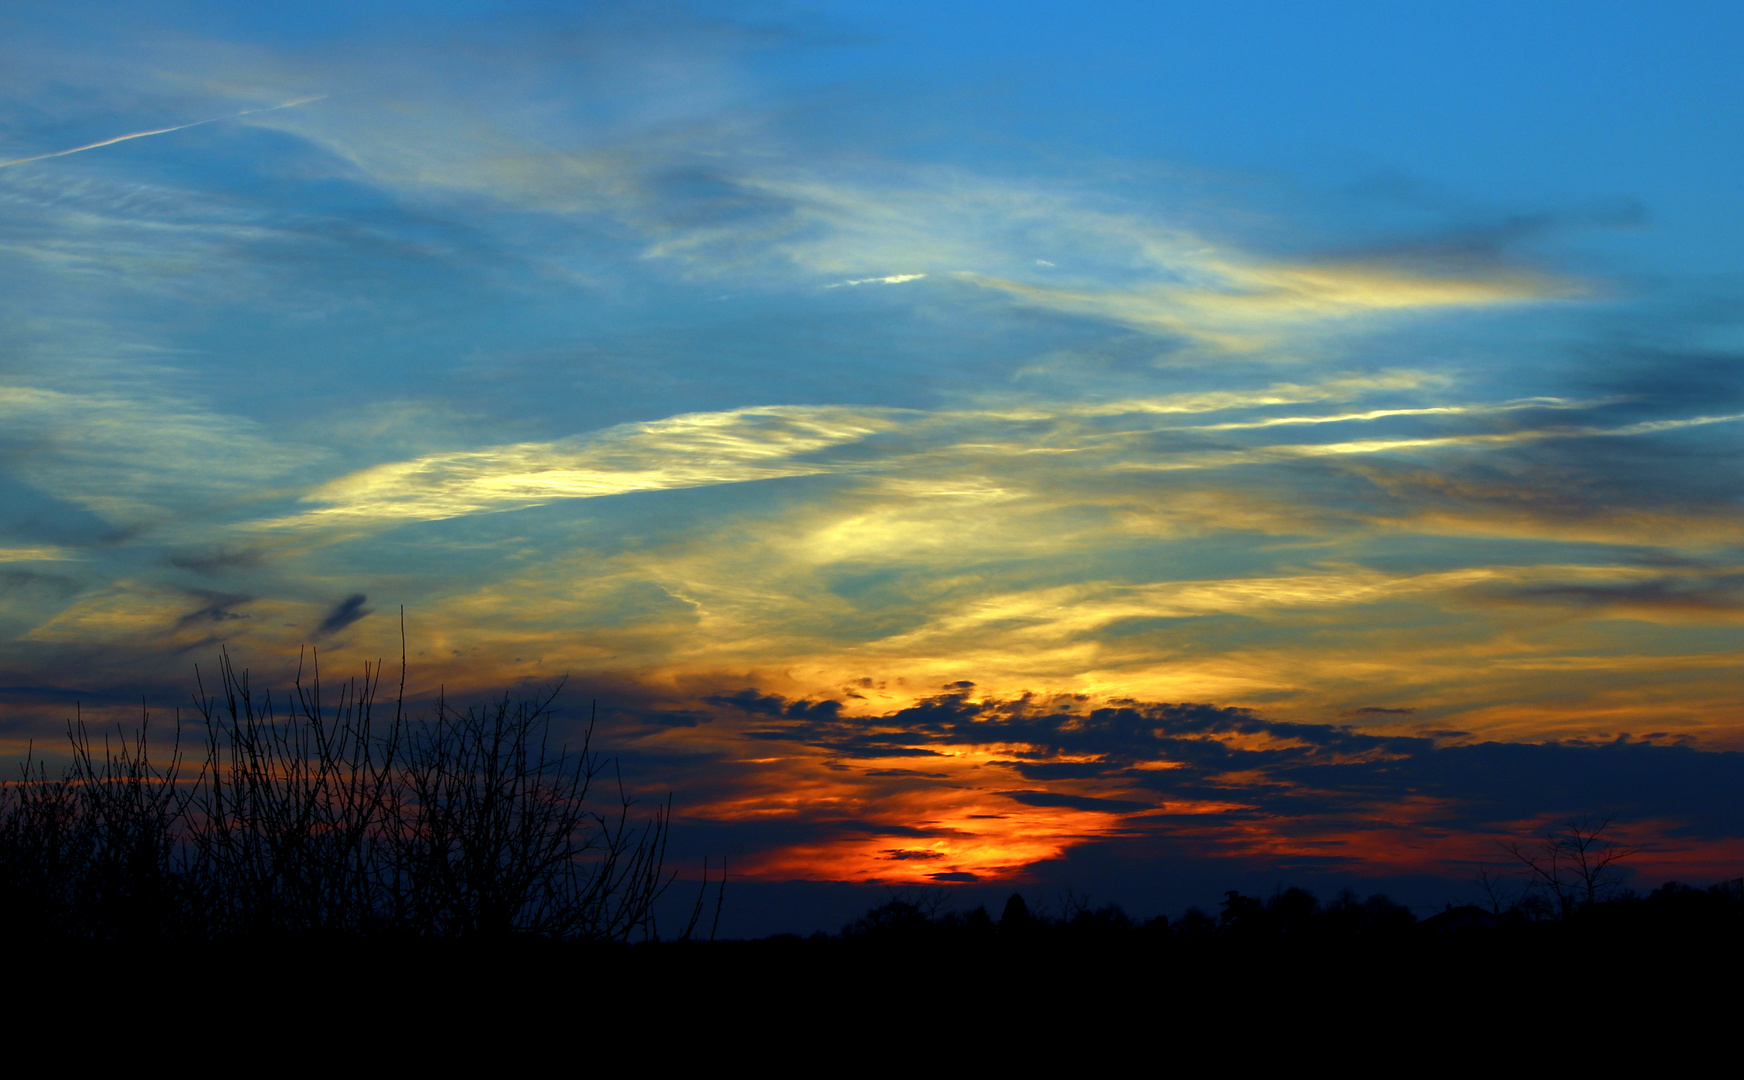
[{"left": 4, "top": 1, "right": 1743, "bottom": 925}]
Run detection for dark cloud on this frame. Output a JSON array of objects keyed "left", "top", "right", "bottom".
[
  {"left": 1318, "top": 202, "right": 1646, "bottom": 269},
  {"left": 1349, "top": 706, "right": 1415, "bottom": 716},
  {"left": 701, "top": 685, "right": 1744, "bottom": 850},
  {"left": 831, "top": 820, "right": 951, "bottom": 839},
  {"left": 1568, "top": 337, "right": 1744, "bottom": 414},
  {"left": 740, "top": 725, "right": 945, "bottom": 757},
  {"left": 1346, "top": 375, "right": 1744, "bottom": 532},
  {"left": 173, "top": 592, "right": 251, "bottom": 630},
  {"left": 863, "top": 768, "right": 950, "bottom": 778},
  {"left": 705, "top": 689, "right": 842, "bottom": 720},
  {"left": 0, "top": 471, "right": 126, "bottom": 548},
  {"left": 1000, "top": 761, "right": 1116, "bottom": 781},
  {"left": 167, "top": 547, "right": 263, "bottom": 574},
  {"left": 0, "top": 683, "right": 111, "bottom": 707},
  {"left": 1000, "top": 790, "right": 1154, "bottom": 813},
  {"left": 705, "top": 690, "right": 788, "bottom": 715},
  {"left": 1482, "top": 577, "right": 1744, "bottom": 615},
  {"left": 1279, "top": 739, "right": 1744, "bottom": 839},
  {"left": 710, "top": 687, "right": 1428, "bottom": 772},
  {"left": 0, "top": 568, "right": 81, "bottom": 596},
  {"left": 314, "top": 593, "right": 371, "bottom": 637},
  {"left": 630, "top": 708, "right": 711, "bottom": 727}
]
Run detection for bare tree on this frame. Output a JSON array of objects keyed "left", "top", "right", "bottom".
[
  {"left": 1473, "top": 865, "right": 1517, "bottom": 916},
  {"left": 1501, "top": 815, "right": 1636, "bottom": 917}
]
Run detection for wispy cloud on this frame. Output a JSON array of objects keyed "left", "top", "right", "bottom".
[
  {"left": 0, "top": 382, "right": 323, "bottom": 530},
  {"left": 260, "top": 405, "right": 904, "bottom": 533},
  {"left": 957, "top": 260, "right": 1576, "bottom": 349},
  {"left": 0, "top": 546, "right": 76, "bottom": 562},
  {"left": 825, "top": 273, "right": 927, "bottom": 288}
]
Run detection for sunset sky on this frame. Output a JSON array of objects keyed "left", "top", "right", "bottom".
[{"left": 4, "top": 1, "right": 1743, "bottom": 931}]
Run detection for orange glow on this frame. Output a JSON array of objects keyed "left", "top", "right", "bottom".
[{"left": 731, "top": 796, "right": 1128, "bottom": 883}]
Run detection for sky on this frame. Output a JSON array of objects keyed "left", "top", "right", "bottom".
[{"left": 3, "top": 0, "right": 1744, "bottom": 933}]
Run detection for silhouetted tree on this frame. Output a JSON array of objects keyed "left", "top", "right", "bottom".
[
  {"left": 1175, "top": 906, "right": 1216, "bottom": 939},
  {"left": 999, "top": 893, "right": 1036, "bottom": 937},
  {"left": 843, "top": 892, "right": 944, "bottom": 941},
  {"left": 1502, "top": 816, "right": 1635, "bottom": 917},
  {"left": 1068, "top": 902, "right": 1134, "bottom": 939},
  {"left": 1218, "top": 890, "right": 1264, "bottom": 936},
  {"left": 1268, "top": 887, "right": 1319, "bottom": 936}
]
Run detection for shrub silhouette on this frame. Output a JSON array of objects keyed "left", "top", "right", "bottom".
[{"left": 0, "top": 648, "right": 680, "bottom": 944}]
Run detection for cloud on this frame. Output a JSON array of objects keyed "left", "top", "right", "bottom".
[
  {"left": 1481, "top": 576, "right": 1744, "bottom": 620},
  {"left": 167, "top": 548, "right": 264, "bottom": 574},
  {"left": 826, "top": 273, "right": 926, "bottom": 288},
  {"left": 0, "top": 382, "right": 322, "bottom": 532},
  {"left": 315, "top": 593, "right": 371, "bottom": 637},
  {"left": 172, "top": 591, "right": 251, "bottom": 630},
  {"left": 1000, "top": 789, "right": 1155, "bottom": 813},
  {"left": 0, "top": 546, "right": 75, "bottom": 562},
  {"left": 260, "top": 405, "right": 902, "bottom": 534},
  {"left": 955, "top": 260, "right": 1575, "bottom": 349}
]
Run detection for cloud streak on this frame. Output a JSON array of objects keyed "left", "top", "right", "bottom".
[
  {"left": 261, "top": 405, "right": 903, "bottom": 533},
  {"left": 0, "top": 95, "right": 327, "bottom": 169},
  {"left": 950, "top": 256, "right": 1577, "bottom": 349},
  {"left": 826, "top": 273, "right": 927, "bottom": 288}
]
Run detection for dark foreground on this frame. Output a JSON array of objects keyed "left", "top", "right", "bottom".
[
  {"left": 12, "top": 883, "right": 1742, "bottom": 1001},
  {"left": 8, "top": 892, "right": 1739, "bottom": 1063}
]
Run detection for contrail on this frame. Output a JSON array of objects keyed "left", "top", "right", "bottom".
[{"left": 0, "top": 94, "right": 328, "bottom": 170}]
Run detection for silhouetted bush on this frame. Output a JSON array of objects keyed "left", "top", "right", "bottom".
[{"left": 0, "top": 648, "right": 681, "bottom": 944}]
